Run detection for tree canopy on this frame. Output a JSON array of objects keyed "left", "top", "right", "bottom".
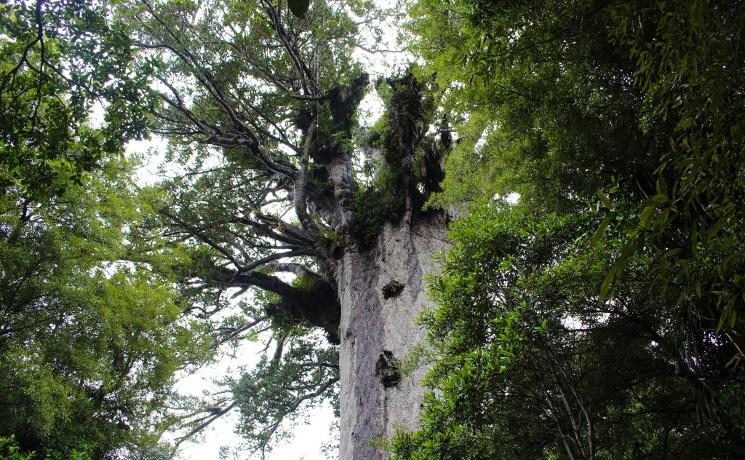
[
  {"left": 0, "top": 0, "right": 153, "bottom": 202},
  {"left": 392, "top": 0, "right": 745, "bottom": 458},
  {"left": 1, "top": 1, "right": 209, "bottom": 457},
  {"left": 0, "top": 158, "right": 213, "bottom": 458},
  {"left": 3, "top": 0, "right": 745, "bottom": 458}
]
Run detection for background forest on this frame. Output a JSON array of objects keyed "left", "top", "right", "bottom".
[{"left": 1, "top": 0, "right": 743, "bottom": 459}]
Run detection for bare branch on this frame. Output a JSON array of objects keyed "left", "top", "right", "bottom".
[
  {"left": 174, "top": 401, "right": 237, "bottom": 448},
  {"left": 160, "top": 208, "right": 243, "bottom": 268}
]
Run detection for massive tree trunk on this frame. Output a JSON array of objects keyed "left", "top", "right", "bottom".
[{"left": 336, "top": 214, "right": 449, "bottom": 459}]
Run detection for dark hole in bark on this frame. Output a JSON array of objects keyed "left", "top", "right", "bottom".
[
  {"left": 376, "top": 350, "right": 401, "bottom": 388},
  {"left": 382, "top": 280, "right": 405, "bottom": 299}
]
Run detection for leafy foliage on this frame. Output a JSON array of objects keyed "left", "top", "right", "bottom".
[
  {"left": 0, "top": 159, "right": 212, "bottom": 458},
  {"left": 392, "top": 0, "right": 745, "bottom": 458},
  {"left": 393, "top": 203, "right": 745, "bottom": 458},
  {"left": 0, "top": 0, "right": 154, "bottom": 202},
  {"left": 352, "top": 73, "right": 445, "bottom": 248},
  {"left": 0, "top": 4, "right": 213, "bottom": 456},
  {"left": 351, "top": 165, "right": 406, "bottom": 250},
  {"left": 232, "top": 334, "right": 339, "bottom": 457},
  {"left": 0, "top": 435, "right": 91, "bottom": 460}
]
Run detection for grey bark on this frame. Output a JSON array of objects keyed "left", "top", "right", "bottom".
[{"left": 336, "top": 214, "right": 449, "bottom": 459}]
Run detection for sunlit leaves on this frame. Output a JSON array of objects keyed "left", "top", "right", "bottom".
[
  {"left": 0, "top": 160, "right": 212, "bottom": 456},
  {"left": 0, "top": 0, "right": 154, "bottom": 202}
]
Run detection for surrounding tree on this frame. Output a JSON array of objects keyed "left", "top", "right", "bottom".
[
  {"left": 391, "top": 0, "right": 745, "bottom": 458},
  {"left": 1, "top": 1, "right": 211, "bottom": 458},
  {"left": 0, "top": 0, "right": 153, "bottom": 202},
  {"left": 0, "top": 156, "right": 214, "bottom": 458},
  {"left": 0, "top": 435, "right": 90, "bottom": 460}
]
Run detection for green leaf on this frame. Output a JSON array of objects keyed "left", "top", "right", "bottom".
[
  {"left": 596, "top": 190, "right": 613, "bottom": 209},
  {"left": 288, "top": 0, "right": 310, "bottom": 18},
  {"left": 591, "top": 217, "right": 612, "bottom": 247},
  {"left": 599, "top": 270, "right": 614, "bottom": 301},
  {"left": 639, "top": 204, "right": 656, "bottom": 229}
]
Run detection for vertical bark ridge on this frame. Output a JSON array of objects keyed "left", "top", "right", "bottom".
[{"left": 338, "top": 214, "right": 449, "bottom": 459}]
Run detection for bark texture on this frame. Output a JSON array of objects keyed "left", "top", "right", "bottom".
[{"left": 337, "top": 214, "right": 449, "bottom": 459}]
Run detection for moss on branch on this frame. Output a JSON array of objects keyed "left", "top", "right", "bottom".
[{"left": 349, "top": 72, "right": 447, "bottom": 250}]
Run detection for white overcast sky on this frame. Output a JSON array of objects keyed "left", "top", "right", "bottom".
[{"left": 169, "top": 338, "right": 337, "bottom": 460}]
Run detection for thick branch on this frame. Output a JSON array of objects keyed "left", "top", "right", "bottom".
[
  {"left": 208, "top": 266, "right": 340, "bottom": 343},
  {"left": 241, "top": 249, "right": 314, "bottom": 272},
  {"left": 294, "top": 122, "right": 320, "bottom": 236}
]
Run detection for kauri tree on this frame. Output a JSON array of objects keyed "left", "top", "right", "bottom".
[{"left": 110, "top": 0, "right": 450, "bottom": 456}]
